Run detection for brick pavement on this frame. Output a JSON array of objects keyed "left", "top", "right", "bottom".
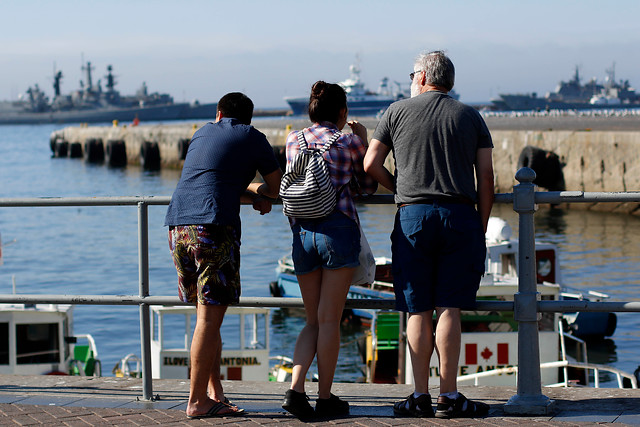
[{"left": 0, "top": 375, "right": 638, "bottom": 426}]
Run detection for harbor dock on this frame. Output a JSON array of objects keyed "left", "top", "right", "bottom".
[
  {"left": 48, "top": 113, "right": 640, "bottom": 215},
  {"left": 0, "top": 375, "right": 638, "bottom": 425}
]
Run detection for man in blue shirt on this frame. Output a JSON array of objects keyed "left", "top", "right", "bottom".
[{"left": 166, "top": 92, "right": 282, "bottom": 418}]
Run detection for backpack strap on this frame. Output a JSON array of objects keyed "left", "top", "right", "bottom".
[
  {"left": 319, "top": 131, "right": 342, "bottom": 154},
  {"left": 296, "top": 131, "right": 308, "bottom": 150},
  {"left": 297, "top": 130, "right": 342, "bottom": 153}
]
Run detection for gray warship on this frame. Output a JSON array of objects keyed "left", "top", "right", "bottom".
[
  {"left": 0, "top": 61, "right": 218, "bottom": 125},
  {"left": 490, "top": 63, "right": 640, "bottom": 111}
]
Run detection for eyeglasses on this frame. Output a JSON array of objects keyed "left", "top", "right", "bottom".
[{"left": 409, "top": 70, "right": 425, "bottom": 81}]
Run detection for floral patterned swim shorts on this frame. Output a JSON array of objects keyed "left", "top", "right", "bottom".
[{"left": 168, "top": 224, "right": 241, "bottom": 305}]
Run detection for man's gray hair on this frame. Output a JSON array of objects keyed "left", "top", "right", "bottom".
[{"left": 415, "top": 50, "right": 455, "bottom": 91}]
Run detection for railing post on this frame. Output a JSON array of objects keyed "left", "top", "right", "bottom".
[
  {"left": 138, "top": 202, "right": 154, "bottom": 400},
  {"left": 504, "top": 167, "right": 555, "bottom": 415}
]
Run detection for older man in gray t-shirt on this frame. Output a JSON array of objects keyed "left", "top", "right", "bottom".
[
  {"left": 364, "top": 51, "right": 494, "bottom": 419},
  {"left": 373, "top": 88, "right": 492, "bottom": 205}
]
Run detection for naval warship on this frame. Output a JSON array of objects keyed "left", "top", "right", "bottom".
[
  {"left": 0, "top": 62, "right": 218, "bottom": 125},
  {"left": 490, "top": 63, "right": 640, "bottom": 111}
]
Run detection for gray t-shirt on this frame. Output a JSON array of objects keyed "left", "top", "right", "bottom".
[{"left": 373, "top": 90, "right": 493, "bottom": 204}]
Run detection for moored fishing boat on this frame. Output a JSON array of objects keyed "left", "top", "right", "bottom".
[
  {"left": 272, "top": 217, "right": 617, "bottom": 340},
  {"left": 0, "top": 302, "right": 101, "bottom": 376},
  {"left": 271, "top": 216, "right": 638, "bottom": 387},
  {"left": 1, "top": 238, "right": 101, "bottom": 377},
  {"left": 113, "top": 306, "right": 273, "bottom": 381},
  {"left": 360, "top": 303, "right": 638, "bottom": 388}
]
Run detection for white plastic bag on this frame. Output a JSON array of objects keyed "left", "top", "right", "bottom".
[{"left": 352, "top": 224, "right": 376, "bottom": 285}]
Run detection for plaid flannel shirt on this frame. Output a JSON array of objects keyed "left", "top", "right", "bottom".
[{"left": 285, "top": 122, "right": 377, "bottom": 223}]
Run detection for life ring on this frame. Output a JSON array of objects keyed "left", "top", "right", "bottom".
[
  {"left": 54, "top": 139, "right": 69, "bottom": 157},
  {"left": 517, "top": 146, "right": 565, "bottom": 191},
  {"left": 140, "top": 141, "right": 161, "bottom": 170},
  {"left": 177, "top": 138, "right": 190, "bottom": 160},
  {"left": 106, "top": 140, "right": 127, "bottom": 167},
  {"left": 69, "top": 142, "right": 83, "bottom": 158},
  {"left": 84, "top": 138, "right": 105, "bottom": 163}
]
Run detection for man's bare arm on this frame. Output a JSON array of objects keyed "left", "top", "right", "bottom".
[
  {"left": 243, "top": 169, "right": 283, "bottom": 200},
  {"left": 242, "top": 169, "right": 283, "bottom": 214},
  {"left": 475, "top": 147, "right": 494, "bottom": 232},
  {"left": 363, "top": 139, "right": 394, "bottom": 192}
]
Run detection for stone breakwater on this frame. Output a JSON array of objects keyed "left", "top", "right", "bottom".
[{"left": 49, "top": 114, "right": 640, "bottom": 213}]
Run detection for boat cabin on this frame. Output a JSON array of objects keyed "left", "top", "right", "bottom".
[
  {"left": 150, "top": 306, "right": 270, "bottom": 381},
  {"left": 0, "top": 303, "right": 99, "bottom": 376}
]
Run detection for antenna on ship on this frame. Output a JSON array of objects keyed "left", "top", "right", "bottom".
[
  {"left": 82, "top": 60, "right": 94, "bottom": 92},
  {"left": 52, "top": 63, "right": 63, "bottom": 98},
  {"left": 571, "top": 65, "right": 581, "bottom": 85},
  {"left": 605, "top": 62, "right": 616, "bottom": 88},
  {"left": 105, "top": 65, "right": 116, "bottom": 93}
]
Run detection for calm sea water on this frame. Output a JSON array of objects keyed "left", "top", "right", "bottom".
[{"left": 0, "top": 122, "right": 639, "bottom": 385}]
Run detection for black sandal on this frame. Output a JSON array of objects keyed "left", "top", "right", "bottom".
[
  {"left": 393, "top": 393, "right": 434, "bottom": 417},
  {"left": 435, "top": 393, "right": 489, "bottom": 418}
]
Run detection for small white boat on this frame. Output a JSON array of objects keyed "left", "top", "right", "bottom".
[
  {"left": 1, "top": 236, "right": 101, "bottom": 377},
  {"left": 0, "top": 303, "right": 101, "bottom": 376},
  {"left": 116, "top": 306, "right": 272, "bottom": 381}
]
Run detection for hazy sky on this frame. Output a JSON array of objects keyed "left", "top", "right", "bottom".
[{"left": 2, "top": 0, "right": 639, "bottom": 108}]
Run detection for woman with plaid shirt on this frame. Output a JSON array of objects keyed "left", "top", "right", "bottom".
[{"left": 281, "top": 81, "right": 377, "bottom": 420}]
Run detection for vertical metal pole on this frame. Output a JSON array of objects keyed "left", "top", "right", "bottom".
[
  {"left": 397, "top": 311, "right": 406, "bottom": 383},
  {"left": 138, "top": 202, "right": 154, "bottom": 400},
  {"left": 505, "top": 168, "right": 555, "bottom": 415}
]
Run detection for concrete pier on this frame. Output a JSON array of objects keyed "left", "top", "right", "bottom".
[
  {"left": 49, "top": 113, "right": 640, "bottom": 213},
  {"left": 0, "top": 375, "right": 638, "bottom": 425}
]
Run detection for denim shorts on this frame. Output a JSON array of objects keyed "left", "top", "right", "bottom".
[
  {"left": 291, "top": 211, "right": 361, "bottom": 275},
  {"left": 391, "top": 202, "right": 486, "bottom": 313}
]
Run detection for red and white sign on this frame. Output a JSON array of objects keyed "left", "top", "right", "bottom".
[
  {"left": 464, "top": 342, "right": 509, "bottom": 365},
  {"left": 416, "top": 331, "right": 559, "bottom": 386}
]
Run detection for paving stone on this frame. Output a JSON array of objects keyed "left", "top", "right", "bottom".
[
  {"left": 0, "top": 376, "right": 637, "bottom": 425},
  {"left": 0, "top": 394, "right": 30, "bottom": 404}
]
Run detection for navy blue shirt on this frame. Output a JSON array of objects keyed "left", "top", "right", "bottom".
[{"left": 164, "top": 118, "right": 280, "bottom": 230}]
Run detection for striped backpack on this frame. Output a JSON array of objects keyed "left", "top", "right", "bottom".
[{"left": 279, "top": 130, "right": 341, "bottom": 219}]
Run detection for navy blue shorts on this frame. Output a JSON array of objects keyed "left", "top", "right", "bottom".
[
  {"left": 291, "top": 211, "right": 360, "bottom": 275},
  {"left": 391, "top": 202, "right": 486, "bottom": 313}
]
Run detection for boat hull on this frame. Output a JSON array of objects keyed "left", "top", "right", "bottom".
[
  {"left": 0, "top": 102, "right": 218, "bottom": 125},
  {"left": 285, "top": 97, "right": 398, "bottom": 117},
  {"left": 273, "top": 264, "right": 394, "bottom": 321}
]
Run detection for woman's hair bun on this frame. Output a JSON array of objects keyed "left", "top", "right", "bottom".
[
  {"left": 308, "top": 80, "right": 346, "bottom": 124},
  {"left": 310, "top": 81, "right": 328, "bottom": 99}
]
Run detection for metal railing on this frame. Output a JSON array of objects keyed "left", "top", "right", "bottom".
[{"left": 1, "top": 167, "right": 640, "bottom": 414}]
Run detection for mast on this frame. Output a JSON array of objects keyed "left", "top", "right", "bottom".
[
  {"left": 105, "top": 65, "right": 116, "bottom": 93},
  {"left": 52, "top": 63, "right": 63, "bottom": 98},
  {"left": 82, "top": 61, "right": 94, "bottom": 92}
]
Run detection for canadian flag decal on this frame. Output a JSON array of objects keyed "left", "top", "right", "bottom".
[{"left": 465, "top": 343, "right": 509, "bottom": 364}]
